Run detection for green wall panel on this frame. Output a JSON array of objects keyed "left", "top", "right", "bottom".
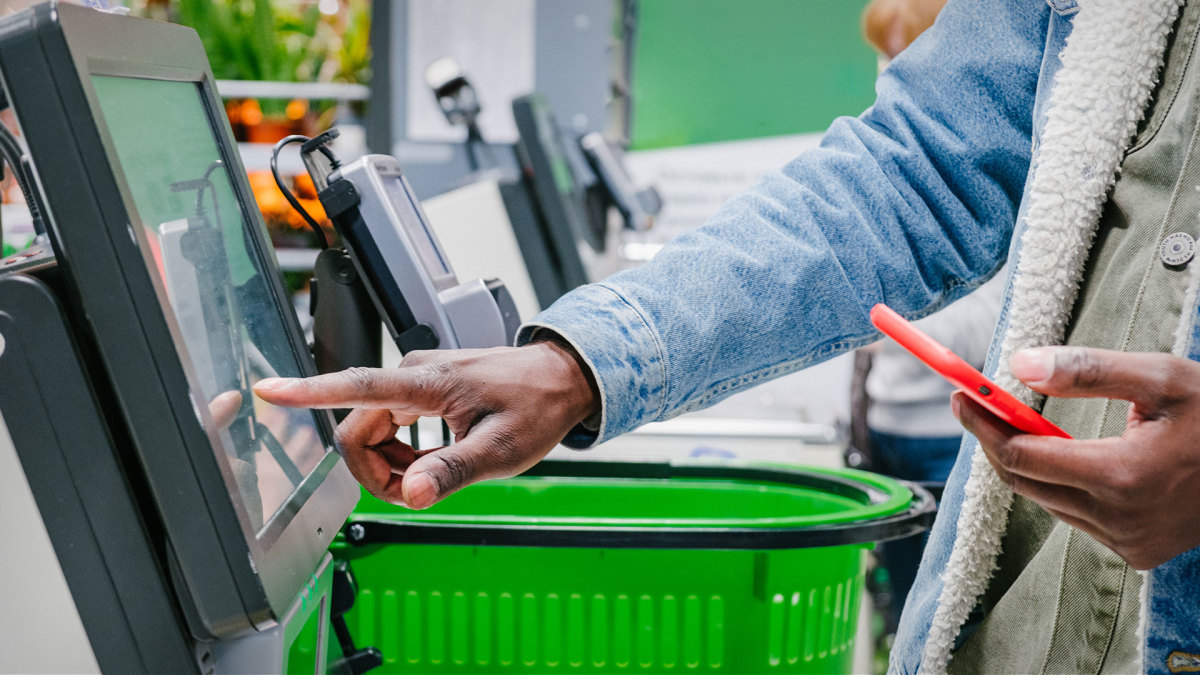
[{"left": 631, "top": 0, "right": 878, "bottom": 149}]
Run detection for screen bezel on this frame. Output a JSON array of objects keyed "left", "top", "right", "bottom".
[{"left": 0, "top": 3, "right": 358, "bottom": 638}]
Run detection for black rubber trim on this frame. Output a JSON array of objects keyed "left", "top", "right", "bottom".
[
  {"left": 318, "top": 180, "right": 361, "bottom": 220},
  {"left": 343, "top": 459, "right": 936, "bottom": 550},
  {"left": 329, "top": 201, "right": 422, "bottom": 338},
  {"left": 0, "top": 275, "right": 197, "bottom": 672}
]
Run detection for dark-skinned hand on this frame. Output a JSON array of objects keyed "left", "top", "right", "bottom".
[
  {"left": 253, "top": 341, "right": 600, "bottom": 509},
  {"left": 952, "top": 345, "right": 1200, "bottom": 570}
]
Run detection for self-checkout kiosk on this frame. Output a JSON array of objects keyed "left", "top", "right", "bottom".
[
  {"left": 0, "top": 4, "right": 370, "bottom": 672},
  {"left": 0, "top": 0, "right": 532, "bottom": 668}
]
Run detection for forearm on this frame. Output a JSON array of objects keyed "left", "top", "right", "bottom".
[{"left": 525, "top": 0, "right": 1048, "bottom": 446}]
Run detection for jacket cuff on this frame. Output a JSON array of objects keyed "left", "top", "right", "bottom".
[{"left": 515, "top": 283, "right": 667, "bottom": 448}]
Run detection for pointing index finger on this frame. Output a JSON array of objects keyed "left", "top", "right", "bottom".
[{"left": 254, "top": 366, "right": 446, "bottom": 411}]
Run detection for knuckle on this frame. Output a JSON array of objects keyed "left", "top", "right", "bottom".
[
  {"left": 333, "top": 421, "right": 354, "bottom": 448},
  {"left": 484, "top": 427, "right": 528, "bottom": 474},
  {"left": 1152, "top": 359, "right": 1191, "bottom": 404},
  {"left": 995, "top": 436, "right": 1028, "bottom": 471},
  {"left": 428, "top": 450, "right": 473, "bottom": 495},
  {"left": 342, "top": 366, "right": 378, "bottom": 399},
  {"left": 414, "top": 360, "right": 457, "bottom": 392},
  {"left": 1062, "top": 348, "right": 1105, "bottom": 389},
  {"left": 401, "top": 349, "right": 434, "bottom": 366},
  {"left": 1161, "top": 356, "right": 1191, "bottom": 383}
]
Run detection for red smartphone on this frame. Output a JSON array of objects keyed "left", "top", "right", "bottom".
[{"left": 869, "top": 303, "right": 1071, "bottom": 438}]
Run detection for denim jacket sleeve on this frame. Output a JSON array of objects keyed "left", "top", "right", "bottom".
[{"left": 517, "top": 0, "right": 1050, "bottom": 448}]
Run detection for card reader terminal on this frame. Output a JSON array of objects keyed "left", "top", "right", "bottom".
[
  {"left": 579, "top": 132, "right": 661, "bottom": 233},
  {"left": 309, "top": 143, "right": 520, "bottom": 353}
]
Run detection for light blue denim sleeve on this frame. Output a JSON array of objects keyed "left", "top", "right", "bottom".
[{"left": 518, "top": 0, "right": 1049, "bottom": 448}]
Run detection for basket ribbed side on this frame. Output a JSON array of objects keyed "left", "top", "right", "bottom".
[{"left": 352, "top": 578, "right": 861, "bottom": 672}]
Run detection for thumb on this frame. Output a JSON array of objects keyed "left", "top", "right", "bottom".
[
  {"left": 401, "top": 444, "right": 487, "bottom": 510},
  {"left": 401, "top": 422, "right": 549, "bottom": 509},
  {"left": 1011, "top": 346, "right": 1193, "bottom": 412}
]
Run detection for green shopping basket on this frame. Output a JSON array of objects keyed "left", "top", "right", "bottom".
[{"left": 332, "top": 458, "right": 934, "bottom": 674}]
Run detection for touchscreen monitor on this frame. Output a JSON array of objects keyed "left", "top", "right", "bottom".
[{"left": 91, "top": 75, "right": 328, "bottom": 532}]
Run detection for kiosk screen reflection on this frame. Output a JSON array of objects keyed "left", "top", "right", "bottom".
[{"left": 90, "top": 75, "right": 328, "bottom": 533}]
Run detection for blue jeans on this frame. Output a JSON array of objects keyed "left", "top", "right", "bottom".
[{"left": 868, "top": 429, "right": 960, "bottom": 484}]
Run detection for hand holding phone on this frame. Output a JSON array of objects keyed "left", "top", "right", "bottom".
[{"left": 869, "top": 303, "right": 1071, "bottom": 438}]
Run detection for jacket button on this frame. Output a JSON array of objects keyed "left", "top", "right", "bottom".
[{"left": 1160, "top": 232, "right": 1196, "bottom": 266}]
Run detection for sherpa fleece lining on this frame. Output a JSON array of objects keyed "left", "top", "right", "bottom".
[{"left": 918, "top": 0, "right": 1184, "bottom": 672}]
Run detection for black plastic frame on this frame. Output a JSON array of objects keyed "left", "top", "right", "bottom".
[
  {"left": 0, "top": 275, "right": 199, "bottom": 673},
  {"left": 497, "top": 175, "right": 568, "bottom": 309},
  {"left": 345, "top": 459, "right": 936, "bottom": 550},
  {"left": 0, "top": 2, "right": 358, "bottom": 640},
  {"left": 512, "top": 94, "right": 591, "bottom": 291}
]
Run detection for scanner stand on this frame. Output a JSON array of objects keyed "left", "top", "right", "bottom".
[{"left": 310, "top": 247, "right": 382, "bottom": 419}]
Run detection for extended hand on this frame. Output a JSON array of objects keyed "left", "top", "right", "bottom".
[
  {"left": 952, "top": 346, "right": 1200, "bottom": 570},
  {"left": 253, "top": 342, "right": 600, "bottom": 509}
]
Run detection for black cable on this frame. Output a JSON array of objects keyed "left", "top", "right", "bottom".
[
  {"left": 0, "top": 136, "right": 8, "bottom": 252},
  {"left": 464, "top": 143, "right": 480, "bottom": 172},
  {"left": 464, "top": 127, "right": 481, "bottom": 172},
  {"left": 271, "top": 135, "right": 330, "bottom": 249},
  {"left": 0, "top": 123, "right": 45, "bottom": 235},
  {"left": 0, "top": 128, "right": 17, "bottom": 181},
  {"left": 464, "top": 123, "right": 497, "bottom": 172},
  {"left": 0, "top": 94, "right": 9, "bottom": 250}
]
